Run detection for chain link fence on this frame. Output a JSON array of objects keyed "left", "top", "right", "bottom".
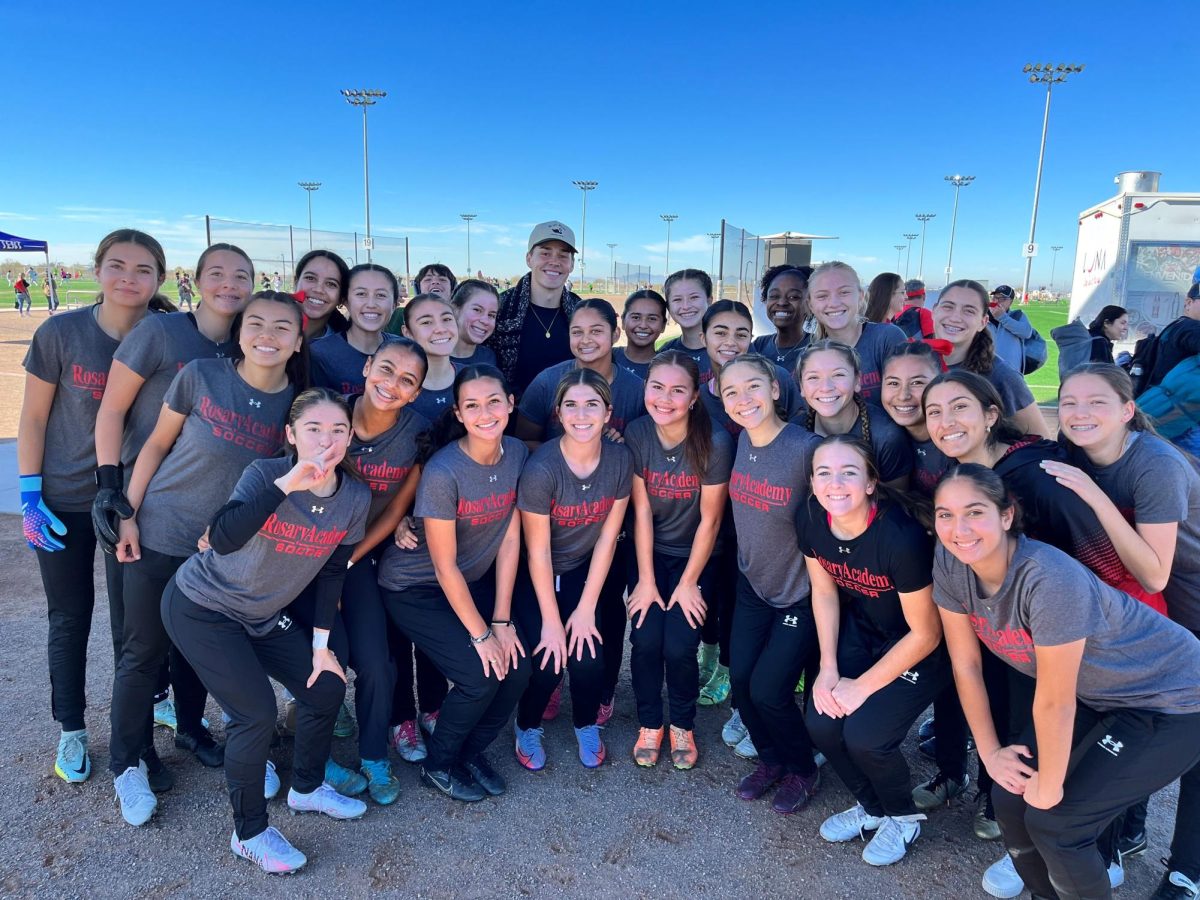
[
  {"left": 609, "top": 262, "right": 654, "bottom": 294},
  {"left": 717, "top": 220, "right": 770, "bottom": 334}
]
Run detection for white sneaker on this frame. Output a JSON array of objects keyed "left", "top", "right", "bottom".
[
  {"left": 862, "top": 813, "right": 925, "bottom": 866},
  {"left": 820, "top": 803, "right": 884, "bottom": 843},
  {"left": 264, "top": 760, "right": 280, "bottom": 800},
  {"left": 230, "top": 826, "right": 307, "bottom": 874},
  {"left": 114, "top": 761, "right": 157, "bottom": 826},
  {"left": 721, "top": 710, "right": 747, "bottom": 747},
  {"left": 982, "top": 854, "right": 1024, "bottom": 899},
  {"left": 733, "top": 732, "right": 758, "bottom": 760},
  {"left": 287, "top": 782, "right": 367, "bottom": 820}
]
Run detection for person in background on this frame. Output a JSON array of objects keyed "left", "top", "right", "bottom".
[
  {"left": 1085, "top": 306, "right": 1129, "bottom": 365},
  {"left": 1136, "top": 283, "right": 1200, "bottom": 395},
  {"left": 386, "top": 264, "right": 458, "bottom": 336},
  {"left": 986, "top": 285, "right": 1034, "bottom": 374},
  {"left": 863, "top": 273, "right": 907, "bottom": 325},
  {"left": 15, "top": 274, "right": 32, "bottom": 316}
]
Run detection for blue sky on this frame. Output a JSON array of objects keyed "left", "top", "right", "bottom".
[{"left": 4, "top": 0, "right": 1198, "bottom": 289}]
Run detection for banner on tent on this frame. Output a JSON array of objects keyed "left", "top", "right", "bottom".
[{"left": 0, "top": 231, "right": 49, "bottom": 253}]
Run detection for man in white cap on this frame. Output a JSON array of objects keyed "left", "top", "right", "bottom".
[{"left": 487, "top": 221, "right": 583, "bottom": 395}]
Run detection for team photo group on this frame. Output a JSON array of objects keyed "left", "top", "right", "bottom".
[{"left": 16, "top": 221, "right": 1200, "bottom": 900}]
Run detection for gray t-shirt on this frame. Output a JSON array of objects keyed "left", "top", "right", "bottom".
[
  {"left": 23, "top": 306, "right": 121, "bottom": 511},
  {"left": 851, "top": 322, "right": 908, "bottom": 406},
  {"left": 407, "top": 381, "right": 456, "bottom": 424},
  {"left": 751, "top": 333, "right": 805, "bottom": 377},
  {"left": 729, "top": 423, "right": 820, "bottom": 608},
  {"left": 518, "top": 359, "right": 647, "bottom": 438},
  {"left": 949, "top": 358, "right": 1035, "bottom": 418},
  {"left": 348, "top": 404, "right": 430, "bottom": 523},
  {"left": 138, "top": 359, "right": 294, "bottom": 557},
  {"left": 310, "top": 331, "right": 372, "bottom": 396},
  {"left": 624, "top": 415, "right": 734, "bottom": 557},
  {"left": 176, "top": 457, "right": 370, "bottom": 636},
  {"left": 114, "top": 312, "right": 235, "bottom": 460},
  {"left": 517, "top": 438, "right": 633, "bottom": 574},
  {"left": 933, "top": 536, "right": 1200, "bottom": 714},
  {"left": 612, "top": 346, "right": 650, "bottom": 381},
  {"left": 701, "top": 363, "right": 804, "bottom": 438},
  {"left": 377, "top": 436, "right": 528, "bottom": 591},
  {"left": 451, "top": 344, "right": 498, "bottom": 368},
  {"left": 1074, "top": 432, "right": 1200, "bottom": 629}
]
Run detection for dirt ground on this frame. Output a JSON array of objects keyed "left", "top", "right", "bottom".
[{"left": 0, "top": 307, "right": 1174, "bottom": 898}]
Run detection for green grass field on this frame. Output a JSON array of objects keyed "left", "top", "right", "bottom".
[
  {"left": 0, "top": 278, "right": 182, "bottom": 310},
  {"left": 1021, "top": 299, "right": 1071, "bottom": 403}
]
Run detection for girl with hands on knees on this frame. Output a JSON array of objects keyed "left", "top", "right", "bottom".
[
  {"left": 376, "top": 365, "right": 530, "bottom": 803},
  {"left": 931, "top": 465, "right": 1200, "bottom": 900},
  {"left": 799, "top": 437, "right": 949, "bottom": 867},
  {"left": 624, "top": 351, "right": 732, "bottom": 769},
  {"left": 18, "top": 229, "right": 166, "bottom": 788},
  {"left": 162, "top": 389, "right": 372, "bottom": 874},
  {"left": 512, "top": 369, "right": 633, "bottom": 772}
]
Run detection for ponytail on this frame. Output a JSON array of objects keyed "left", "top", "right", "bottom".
[{"left": 962, "top": 326, "right": 996, "bottom": 375}]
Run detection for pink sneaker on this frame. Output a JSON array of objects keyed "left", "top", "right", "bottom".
[
  {"left": 419, "top": 710, "right": 439, "bottom": 735},
  {"left": 543, "top": 684, "right": 563, "bottom": 722},
  {"left": 596, "top": 699, "right": 614, "bottom": 726},
  {"left": 389, "top": 719, "right": 427, "bottom": 763}
]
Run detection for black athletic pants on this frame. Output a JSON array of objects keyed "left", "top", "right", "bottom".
[
  {"left": 700, "top": 542, "right": 737, "bottom": 667},
  {"left": 36, "top": 510, "right": 125, "bottom": 731},
  {"left": 109, "top": 546, "right": 210, "bottom": 773},
  {"left": 388, "top": 626, "right": 447, "bottom": 724},
  {"left": 976, "top": 649, "right": 1037, "bottom": 797},
  {"left": 729, "top": 574, "right": 817, "bottom": 775},
  {"left": 991, "top": 703, "right": 1200, "bottom": 900},
  {"left": 929, "top": 682, "right": 970, "bottom": 782},
  {"left": 335, "top": 550, "right": 397, "bottom": 761},
  {"left": 163, "top": 577, "right": 343, "bottom": 842},
  {"left": 806, "top": 617, "right": 950, "bottom": 817},
  {"left": 599, "top": 534, "right": 633, "bottom": 704},
  {"left": 514, "top": 552, "right": 624, "bottom": 730},
  {"left": 628, "top": 552, "right": 711, "bottom": 730},
  {"left": 382, "top": 575, "right": 530, "bottom": 771}
]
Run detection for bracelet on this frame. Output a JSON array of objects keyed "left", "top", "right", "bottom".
[
  {"left": 312, "top": 631, "right": 330, "bottom": 651},
  {"left": 490, "top": 619, "right": 513, "bottom": 627},
  {"left": 469, "top": 626, "right": 493, "bottom": 645}
]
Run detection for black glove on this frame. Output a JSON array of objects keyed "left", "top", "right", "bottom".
[{"left": 92, "top": 464, "right": 133, "bottom": 554}]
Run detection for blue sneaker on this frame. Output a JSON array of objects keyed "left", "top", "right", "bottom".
[
  {"left": 575, "top": 725, "right": 607, "bottom": 768},
  {"left": 287, "top": 783, "right": 367, "bottom": 820},
  {"left": 333, "top": 702, "right": 355, "bottom": 739},
  {"left": 360, "top": 758, "right": 401, "bottom": 805},
  {"left": 55, "top": 729, "right": 91, "bottom": 783},
  {"left": 323, "top": 758, "right": 367, "bottom": 796},
  {"left": 153, "top": 698, "right": 177, "bottom": 731},
  {"left": 514, "top": 722, "right": 546, "bottom": 771},
  {"left": 113, "top": 762, "right": 157, "bottom": 826}
]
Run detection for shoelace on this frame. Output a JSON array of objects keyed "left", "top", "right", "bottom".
[
  {"left": 636, "top": 729, "right": 660, "bottom": 747},
  {"left": 672, "top": 729, "right": 693, "bottom": 750},
  {"left": 60, "top": 734, "right": 87, "bottom": 765},
  {"left": 518, "top": 727, "right": 545, "bottom": 752}
]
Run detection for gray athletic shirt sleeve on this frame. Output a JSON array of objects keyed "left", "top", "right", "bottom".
[
  {"left": 114, "top": 312, "right": 235, "bottom": 461},
  {"left": 22, "top": 306, "right": 121, "bottom": 511},
  {"left": 137, "top": 359, "right": 294, "bottom": 557},
  {"left": 377, "top": 436, "right": 528, "bottom": 591},
  {"left": 729, "top": 423, "right": 821, "bottom": 608},
  {"left": 932, "top": 536, "right": 1200, "bottom": 714},
  {"left": 175, "top": 457, "right": 370, "bottom": 636},
  {"left": 625, "top": 416, "right": 733, "bottom": 557},
  {"left": 518, "top": 438, "right": 633, "bottom": 573}
]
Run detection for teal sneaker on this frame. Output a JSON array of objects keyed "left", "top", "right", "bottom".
[
  {"left": 360, "top": 758, "right": 401, "bottom": 805},
  {"left": 697, "top": 642, "right": 719, "bottom": 687},
  {"left": 323, "top": 758, "right": 367, "bottom": 796},
  {"left": 333, "top": 702, "right": 356, "bottom": 739},
  {"left": 153, "top": 698, "right": 178, "bottom": 731},
  {"left": 698, "top": 665, "right": 731, "bottom": 706},
  {"left": 55, "top": 729, "right": 91, "bottom": 783}
]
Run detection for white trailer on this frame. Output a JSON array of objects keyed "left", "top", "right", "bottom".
[{"left": 1069, "top": 171, "right": 1200, "bottom": 334}]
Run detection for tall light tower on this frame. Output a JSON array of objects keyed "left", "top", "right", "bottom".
[
  {"left": 572, "top": 180, "right": 597, "bottom": 285},
  {"left": 298, "top": 182, "right": 321, "bottom": 251},
  {"left": 944, "top": 175, "right": 975, "bottom": 280},
  {"left": 660, "top": 214, "right": 679, "bottom": 275},
  {"left": 1050, "top": 245, "right": 1064, "bottom": 295},
  {"left": 707, "top": 232, "right": 721, "bottom": 277},
  {"left": 1019, "top": 63, "right": 1085, "bottom": 305},
  {"left": 915, "top": 213, "right": 936, "bottom": 281},
  {"left": 341, "top": 88, "right": 387, "bottom": 262},
  {"left": 460, "top": 214, "right": 477, "bottom": 275},
  {"left": 606, "top": 243, "right": 617, "bottom": 290},
  {"left": 902, "top": 233, "right": 918, "bottom": 279},
  {"left": 894, "top": 244, "right": 906, "bottom": 272}
]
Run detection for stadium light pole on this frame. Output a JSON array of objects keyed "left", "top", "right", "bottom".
[
  {"left": 707, "top": 232, "right": 721, "bottom": 278},
  {"left": 298, "top": 182, "right": 321, "bottom": 251},
  {"left": 902, "top": 233, "right": 919, "bottom": 279},
  {"left": 572, "top": 180, "right": 597, "bottom": 286},
  {"left": 341, "top": 88, "right": 387, "bottom": 262},
  {"left": 1050, "top": 244, "right": 1064, "bottom": 295},
  {"left": 1019, "top": 63, "right": 1085, "bottom": 304},
  {"left": 661, "top": 214, "right": 679, "bottom": 275},
  {"left": 460, "top": 214, "right": 477, "bottom": 275},
  {"left": 894, "top": 244, "right": 906, "bottom": 272},
  {"left": 915, "top": 213, "right": 936, "bottom": 281},
  {"left": 606, "top": 243, "right": 617, "bottom": 291},
  {"left": 944, "top": 175, "right": 975, "bottom": 281}
]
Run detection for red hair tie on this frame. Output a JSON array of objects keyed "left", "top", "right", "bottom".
[{"left": 291, "top": 290, "right": 310, "bottom": 332}]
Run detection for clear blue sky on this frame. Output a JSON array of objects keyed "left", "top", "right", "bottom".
[{"left": 4, "top": 0, "right": 1198, "bottom": 289}]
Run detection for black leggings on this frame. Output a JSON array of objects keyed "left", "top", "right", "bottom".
[
  {"left": 336, "top": 551, "right": 397, "bottom": 760},
  {"left": 628, "top": 552, "right": 710, "bottom": 730},
  {"left": 388, "top": 627, "right": 448, "bottom": 725},
  {"left": 163, "top": 577, "right": 343, "bottom": 842},
  {"left": 514, "top": 552, "right": 625, "bottom": 730},
  {"left": 976, "top": 649, "right": 1036, "bottom": 796},
  {"left": 35, "top": 510, "right": 125, "bottom": 731},
  {"left": 109, "top": 545, "right": 210, "bottom": 773},
  {"left": 700, "top": 542, "right": 737, "bottom": 667},
  {"left": 382, "top": 576, "right": 530, "bottom": 771},
  {"left": 599, "top": 534, "right": 633, "bottom": 704},
  {"left": 729, "top": 574, "right": 817, "bottom": 774},
  {"left": 806, "top": 617, "right": 950, "bottom": 817},
  {"left": 992, "top": 704, "right": 1200, "bottom": 900}
]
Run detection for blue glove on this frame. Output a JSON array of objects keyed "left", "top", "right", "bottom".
[{"left": 20, "top": 475, "right": 67, "bottom": 552}]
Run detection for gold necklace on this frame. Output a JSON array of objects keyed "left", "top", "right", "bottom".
[{"left": 528, "top": 303, "right": 561, "bottom": 339}]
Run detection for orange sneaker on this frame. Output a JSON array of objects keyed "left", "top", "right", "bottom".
[
  {"left": 669, "top": 726, "right": 698, "bottom": 770},
  {"left": 633, "top": 727, "right": 664, "bottom": 767}
]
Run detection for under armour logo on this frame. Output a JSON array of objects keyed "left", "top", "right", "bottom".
[
  {"left": 900, "top": 670, "right": 920, "bottom": 684},
  {"left": 436, "top": 397, "right": 448, "bottom": 404},
  {"left": 581, "top": 484, "right": 591, "bottom": 491},
  {"left": 776, "top": 355, "right": 786, "bottom": 363},
  {"left": 782, "top": 615, "right": 799, "bottom": 627},
  {"left": 278, "top": 614, "right": 293, "bottom": 631},
  {"left": 489, "top": 474, "right": 498, "bottom": 483},
  {"left": 311, "top": 505, "right": 324, "bottom": 513},
  {"left": 665, "top": 455, "right": 676, "bottom": 463},
  {"left": 837, "top": 546, "right": 851, "bottom": 554},
  {"left": 1098, "top": 734, "right": 1123, "bottom": 757},
  {"left": 361, "top": 446, "right": 374, "bottom": 453},
  {"left": 916, "top": 448, "right": 927, "bottom": 457},
  {"left": 249, "top": 398, "right": 262, "bottom": 408},
  {"left": 748, "top": 453, "right": 758, "bottom": 462}
]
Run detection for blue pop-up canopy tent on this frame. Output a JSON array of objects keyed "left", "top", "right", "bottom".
[{"left": 0, "top": 230, "right": 51, "bottom": 288}]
